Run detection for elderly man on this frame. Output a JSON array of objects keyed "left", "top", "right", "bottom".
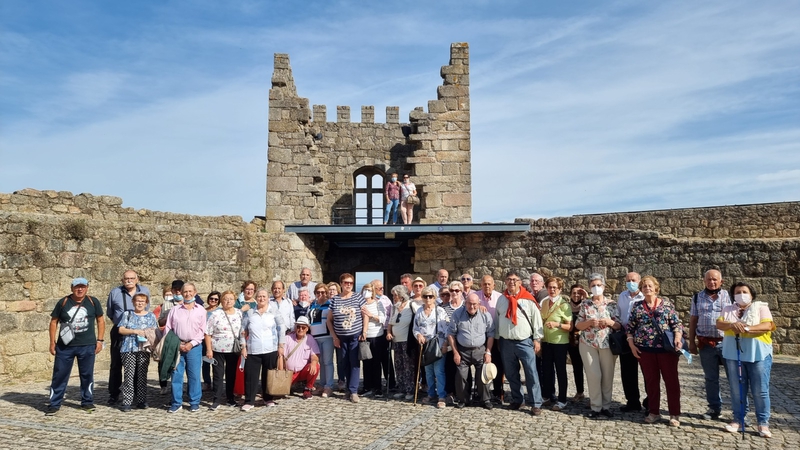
[
  {"left": 400, "top": 273, "right": 413, "bottom": 291},
  {"left": 288, "top": 268, "right": 317, "bottom": 303},
  {"left": 285, "top": 316, "right": 320, "bottom": 399},
  {"left": 617, "top": 271, "right": 646, "bottom": 412},
  {"left": 477, "top": 275, "right": 504, "bottom": 401},
  {"left": 448, "top": 293, "right": 495, "bottom": 410},
  {"left": 429, "top": 269, "right": 449, "bottom": 302},
  {"left": 270, "top": 280, "right": 295, "bottom": 333},
  {"left": 495, "top": 270, "right": 544, "bottom": 415},
  {"left": 372, "top": 279, "right": 395, "bottom": 393},
  {"left": 460, "top": 273, "right": 477, "bottom": 296},
  {"left": 46, "top": 277, "right": 105, "bottom": 415},
  {"left": 529, "top": 273, "right": 548, "bottom": 303},
  {"left": 106, "top": 270, "right": 150, "bottom": 405},
  {"left": 688, "top": 269, "right": 732, "bottom": 420},
  {"left": 164, "top": 283, "right": 206, "bottom": 413}
]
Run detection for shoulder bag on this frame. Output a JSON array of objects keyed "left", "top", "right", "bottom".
[
  {"left": 58, "top": 297, "right": 81, "bottom": 345},
  {"left": 422, "top": 307, "right": 443, "bottom": 366}
]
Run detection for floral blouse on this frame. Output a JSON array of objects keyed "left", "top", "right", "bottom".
[
  {"left": 625, "top": 297, "right": 683, "bottom": 352},
  {"left": 119, "top": 311, "right": 157, "bottom": 353},
  {"left": 577, "top": 299, "right": 620, "bottom": 349},
  {"left": 206, "top": 308, "right": 244, "bottom": 353}
]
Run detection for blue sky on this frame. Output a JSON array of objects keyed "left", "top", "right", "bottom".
[{"left": 1, "top": 0, "right": 798, "bottom": 223}]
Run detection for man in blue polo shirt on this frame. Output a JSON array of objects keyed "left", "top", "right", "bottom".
[{"left": 106, "top": 270, "right": 150, "bottom": 405}]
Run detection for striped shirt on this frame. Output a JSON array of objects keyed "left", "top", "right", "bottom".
[
  {"left": 690, "top": 289, "right": 731, "bottom": 338},
  {"left": 329, "top": 293, "right": 365, "bottom": 338}
]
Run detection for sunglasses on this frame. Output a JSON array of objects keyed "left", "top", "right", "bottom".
[
  {"left": 450, "top": 289, "right": 461, "bottom": 293},
  {"left": 422, "top": 295, "right": 435, "bottom": 299},
  {"left": 440, "top": 293, "right": 451, "bottom": 297},
  {"left": 209, "top": 298, "right": 220, "bottom": 302},
  {"left": 461, "top": 277, "right": 472, "bottom": 281},
  {"left": 342, "top": 281, "right": 354, "bottom": 285}
]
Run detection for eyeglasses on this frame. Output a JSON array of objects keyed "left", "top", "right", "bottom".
[
  {"left": 506, "top": 278, "right": 521, "bottom": 283},
  {"left": 422, "top": 295, "right": 435, "bottom": 299},
  {"left": 342, "top": 281, "right": 354, "bottom": 285},
  {"left": 440, "top": 293, "right": 451, "bottom": 297},
  {"left": 315, "top": 291, "right": 326, "bottom": 295},
  {"left": 460, "top": 277, "right": 472, "bottom": 281},
  {"left": 450, "top": 289, "right": 461, "bottom": 293},
  {"left": 209, "top": 297, "right": 220, "bottom": 302}
]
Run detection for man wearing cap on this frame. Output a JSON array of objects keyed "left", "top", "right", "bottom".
[
  {"left": 495, "top": 270, "right": 544, "bottom": 415},
  {"left": 287, "top": 268, "right": 318, "bottom": 303},
  {"left": 46, "top": 278, "right": 105, "bottom": 415},
  {"left": 284, "top": 316, "right": 320, "bottom": 399},
  {"left": 106, "top": 270, "right": 150, "bottom": 405},
  {"left": 164, "top": 282, "right": 206, "bottom": 413},
  {"left": 447, "top": 293, "right": 495, "bottom": 409}
]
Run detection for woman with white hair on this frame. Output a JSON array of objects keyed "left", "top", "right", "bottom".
[
  {"left": 413, "top": 286, "right": 449, "bottom": 408},
  {"left": 574, "top": 273, "right": 622, "bottom": 418}
]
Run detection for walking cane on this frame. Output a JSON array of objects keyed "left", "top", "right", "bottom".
[
  {"left": 735, "top": 334, "right": 745, "bottom": 440},
  {"left": 413, "top": 342, "right": 423, "bottom": 406},
  {"left": 384, "top": 340, "right": 392, "bottom": 402}
]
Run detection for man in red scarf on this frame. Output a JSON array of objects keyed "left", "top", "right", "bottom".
[{"left": 494, "top": 270, "right": 544, "bottom": 415}]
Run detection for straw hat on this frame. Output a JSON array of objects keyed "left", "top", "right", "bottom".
[{"left": 481, "top": 362, "right": 498, "bottom": 384}]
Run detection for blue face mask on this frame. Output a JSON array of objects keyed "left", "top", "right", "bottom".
[
  {"left": 173, "top": 294, "right": 184, "bottom": 303},
  {"left": 626, "top": 281, "right": 639, "bottom": 293}
]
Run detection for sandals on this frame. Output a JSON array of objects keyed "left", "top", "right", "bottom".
[
  {"left": 758, "top": 426, "right": 772, "bottom": 438},
  {"left": 668, "top": 416, "right": 680, "bottom": 427},
  {"left": 644, "top": 414, "right": 662, "bottom": 424}
]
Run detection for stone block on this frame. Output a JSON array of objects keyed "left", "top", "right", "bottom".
[
  {"left": 22, "top": 313, "right": 50, "bottom": 331},
  {"left": 442, "top": 193, "right": 471, "bottom": 207},
  {"left": 1, "top": 332, "right": 34, "bottom": 355},
  {"left": 9, "top": 352, "right": 51, "bottom": 378},
  {"left": 267, "top": 176, "right": 298, "bottom": 192},
  {"left": 8, "top": 301, "right": 36, "bottom": 312},
  {"left": 268, "top": 147, "right": 293, "bottom": 164},
  {"left": 337, "top": 106, "right": 350, "bottom": 123}
]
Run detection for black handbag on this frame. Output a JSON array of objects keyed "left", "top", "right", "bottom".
[
  {"left": 421, "top": 307, "right": 443, "bottom": 366},
  {"left": 608, "top": 329, "right": 631, "bottom": 355}
]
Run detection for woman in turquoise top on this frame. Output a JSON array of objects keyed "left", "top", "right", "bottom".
[
  {"left": 540, "top": 277, "right": 573, "bottom": 410},
  {"left": 118, "top": 293, "right": 157, "bottom": 411},
  {"left": 716, "top": 282, "right": 776, "bottom": 438}
]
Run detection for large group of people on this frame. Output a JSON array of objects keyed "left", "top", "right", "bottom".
[{"left": 46, "top": 267, "right": 777, "bottom": 437}]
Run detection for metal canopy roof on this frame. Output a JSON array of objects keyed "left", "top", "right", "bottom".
[{"left": 284, "top": 223, "right": 530, "bottom": 248}]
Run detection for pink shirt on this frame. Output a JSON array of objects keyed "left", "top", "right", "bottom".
[
  {"left": 478, "top": 290, "right": 501, "bottom": 318},
  {"left": 164, "top": 303, "right": 207, "bottom": 347},
  {"left": 284, "top": 332, "right": 320, "bottom": 372}
]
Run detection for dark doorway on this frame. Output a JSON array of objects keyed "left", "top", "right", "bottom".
[{"left": 322, "top": 239, "right": 414, "bottom": 288}]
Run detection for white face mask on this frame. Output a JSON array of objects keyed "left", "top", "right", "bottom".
[
  {"left": 363, "top": 290, "right": 372, "bottom": 299},
  {"left": 590, "top": 285, "right": 604, "bottom": 297},
  {"left": 734, "top": 293, "right": 752, "bottom": 307}
]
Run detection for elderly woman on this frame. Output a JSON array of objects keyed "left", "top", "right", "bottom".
[
  {"left": 413, "top": 286, "right": 449, "bottom": 408},
  {"left": 204, "top": 290, "right": 243, "bottom": 409},
  {"left": 575, "top": 273, "right": 621, "bottom": 418},
  {"left": 410, "top": 277, "right": 425, "bottom": 304},
  {"left": 361, "top": 282, "right": 387, "bottom": 397},
  {"left": 387, "top": 285, "right": 417, "bottom": 400},
  {"left": 540, "top": 277, "right": 573, "bottom": 411},
  {"left": 568, "top": 284, "right": 587, "bottom": 401},
  {"left": 399, "top": 174, "right": 417, "bottom": 224},
  {"left": 308, "top": 284, "right": 334, "bottom": 397},
  {"left": 327, "top": 273, "right": 368, "bottom": 403},
  {"left": 717, "top": 282, "right": 776, "bottom": 438},
  {"left": 626, "top": 276, "right": 684, "bottom": 427},
  {"left": 117, "top": 293, "right": 157, "bottom": 411},
  {"left": 240, "top": 288, "right": 286, "bottom": 410}
]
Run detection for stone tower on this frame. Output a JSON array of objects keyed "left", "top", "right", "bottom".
[{"left": 265, "top": 42, "right": 472, "bottom": 231}]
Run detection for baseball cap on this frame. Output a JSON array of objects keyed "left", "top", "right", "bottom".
[{"left": 71, "top": 277, "right": 89, "bottom": 287}]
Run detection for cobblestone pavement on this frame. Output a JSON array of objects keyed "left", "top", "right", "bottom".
[{"left": 1, "top": 355, "right": 799, "bottom": 450}]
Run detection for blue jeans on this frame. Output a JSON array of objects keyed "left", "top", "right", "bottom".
[
  {"left": 317, "top": 336, "right": 335, "bottom": 389},
  {"left": 424, "top": 356, "right": 447, "bottom": 399},
  {"left": 384, "top": 199, "right": 400, "bottom": 224},
  {"left": 500, "top": 337, "right": 542, "bottom": 407},
  {"left": 172, "top": 344, "right": 202, "bottom": 408},
  {"left": 725, "top": 355, "right": 772, "bottom": 426},
  {"left": 699, "top": 341, "right": 728, "bottom": 411},
  {"left": 49, "top": 343, "right": 96, "bottom": 408}
]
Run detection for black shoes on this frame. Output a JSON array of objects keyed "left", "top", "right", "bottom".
[
  {"left": 620, "top": 404, "right": 642, "bottom": 412},
  {"left": 508, "top": 402, "right": 522, "bottom": 410},
  {"left": 600, "top": 409, "right": 613, "bottom": 417},
  {"left": 482, "top": 401, "right": 493, "bottom": 410}
]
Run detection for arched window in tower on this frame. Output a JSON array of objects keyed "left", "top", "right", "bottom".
[{"left": 353, "top": 167, "right": 385, "bottom": 225}]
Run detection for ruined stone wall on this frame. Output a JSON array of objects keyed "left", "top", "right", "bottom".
[
  {"left": 0, "top": 189, "right": 321, "bottom": 381},
  {"left": 413, "top": 202, "right": 800, "bottom": 355},
  {"left": 266, "top": 43, "right": 472, "bottom": 231}
]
